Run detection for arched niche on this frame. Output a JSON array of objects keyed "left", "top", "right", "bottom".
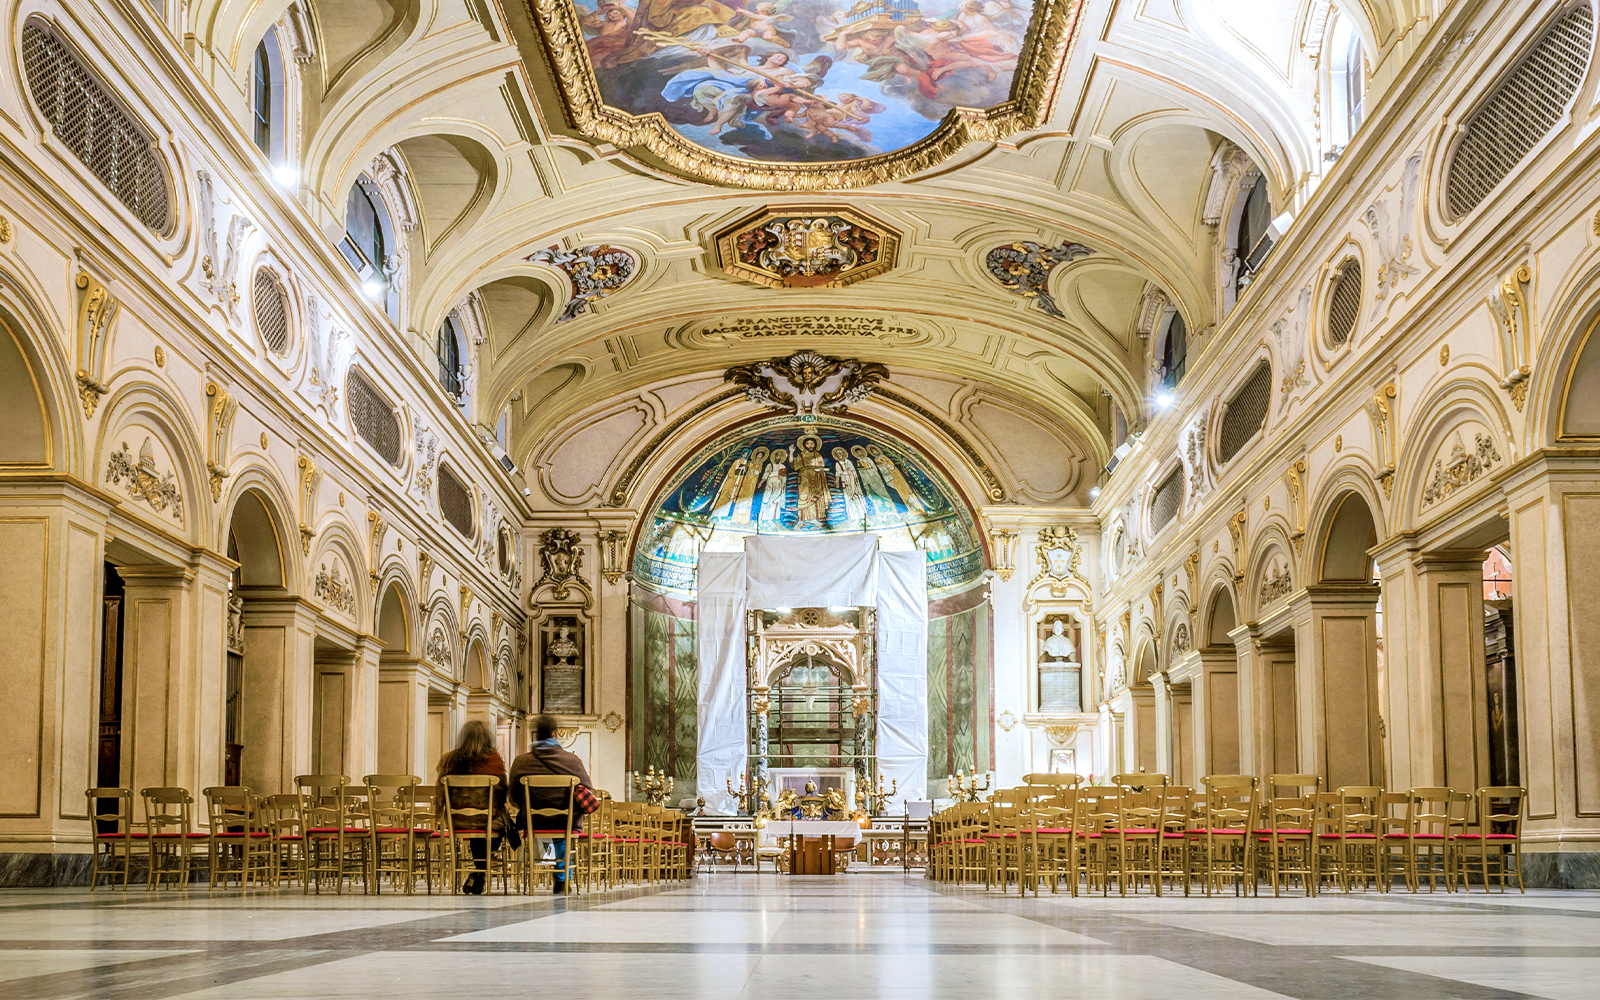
[
  {"left": 226, "top": 488, "right": 286, "bottom": 590},
  {"left": 1559, "top": 308, "right": 1600, "bottom": 438},
  {"left": 0, "top": 317, "right": 51, "bottom": 467},
  {"left": 376, "top": 581, "right": 410, "bottom": 654},
  {"left": 1207, "top": 586, "right": 1237, "bottom": 647},
  {"left": 1317, "top": 491, "right": 1379, "bottom": 582},
  {"left": 465, "top": 640, "right": 488, "bottom": 691}
]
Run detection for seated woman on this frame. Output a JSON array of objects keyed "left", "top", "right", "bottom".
[{"left": 435, "top": 720, "right": 509, "bottom": 895}]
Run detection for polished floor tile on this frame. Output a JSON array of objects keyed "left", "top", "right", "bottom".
[{"left": 0, "top": 875, "right": 1596, "bottom": 999}]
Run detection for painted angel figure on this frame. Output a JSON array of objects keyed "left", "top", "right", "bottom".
[
  {"left": 798, "top": 92, "right": 885, "bottom": 144},
  {"left": 730, "top": 0, "right": 795, "bottom": 47}
]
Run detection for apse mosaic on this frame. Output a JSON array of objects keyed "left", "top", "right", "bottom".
[
  {"left": 571, "top": 0, "right": 1035, "bottom": 163},
  {"left": 633, "top": 416, "right": 984, "bottom": 597}
]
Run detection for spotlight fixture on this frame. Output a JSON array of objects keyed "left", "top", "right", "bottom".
[
  {"left": 1155, "top": 392, "right": 1174, "bottom": 409},
  {"left": 1089, "top": 485, "right": 1102, "bottom": 499},
  {"left": 271, "top": 165, "right": 299, "bottom": 187},
  {"left": 362, "top": 278, "right": 385, "bottom": 298}
]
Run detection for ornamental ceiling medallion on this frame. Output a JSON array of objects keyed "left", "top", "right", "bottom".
[
  {"left": 714, "top": 207, "right": 899, "bottom": 288},
  {"left": 513, "top": 0, "right": 1086, "bottom": 189}
]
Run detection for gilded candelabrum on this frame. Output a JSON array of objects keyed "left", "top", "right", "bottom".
[
  {"left": 950, "top": 769, "right": 992, "bottom": 803},
  {"left": 727, "top": 775, "right": 769, "bottom": 815},
  {"left": 863, "top": 775, "right": 899, "bottom": 815},
  {"left": 631, "top": 766, "right": 674, "bottom": 807}
]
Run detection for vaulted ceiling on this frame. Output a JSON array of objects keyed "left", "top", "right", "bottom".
[{"left": 189, "top": 0, "right": 1424, "bottom": 511}]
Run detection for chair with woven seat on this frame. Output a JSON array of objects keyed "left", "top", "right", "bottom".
[
  {"left": 519, "top": 774, "right": 577, "bottom": 893},
  {"left": 202, "top": 785, "right": 271, "bottom": 889},
  {"left": 1259, "top": 775, "right": 1320, "bottom": 897},
  {"left": 1376, "top": 791, "right": 1410, "bottom": 891},
  {"left": 1156, "top": 785, "right": 1195, "bottom": 895},
  {"left": 1074, "top": 788, "right": 1120, "bottom": 895},
  {"left": 1110, "top": 783, "right": 1166, "bottom": 896},
  {"left": 86, "top": 788, "right": 145, "bottom": 890},
  {"left": 439, "top": 773, "right": 507, "bottom": 894},
  {"left": 1455, "top": 786, "right": 1525, "bottom": 892},
  {"left": 142, "top": 787, "right": 208, "bottom": 889},
  {"left": 1195, "top": 775, "right": 1257, "bottom": 896},
  {"left": 364, "top": 774, "right": 422, "bottom": 894},
  {"left": 982, "top": 788, "right": 1024, "bottom": 891}
]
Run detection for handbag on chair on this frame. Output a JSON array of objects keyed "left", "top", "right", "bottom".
[{"left": 574, "top": 783, "right": 600, "bottom": 815}]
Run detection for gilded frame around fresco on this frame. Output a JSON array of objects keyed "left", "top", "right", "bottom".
[{"left": 516, "top": 0, "right": 1085, "bottom": 189}]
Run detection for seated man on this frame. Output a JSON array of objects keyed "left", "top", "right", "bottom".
[{"left": 508, "top": 714, "right": 594, "bottom": 894}]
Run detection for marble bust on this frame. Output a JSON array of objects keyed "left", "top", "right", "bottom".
[{"left": 1042, "top": 619, "right": 1076, "bottom": 661}]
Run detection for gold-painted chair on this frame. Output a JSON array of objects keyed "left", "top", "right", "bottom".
[
  {"left": 365, "top": 774, "right": 422, "bottom": 894},
  {"left": 1110, "top": 783, "right": 1166, "bottom": 896},
  {"left": 202, "top": 785, "right": 271, "bottom": 889},
  {"left": 1455, "top": 786, "right": 1525, "bottom": 892},
  {"left": 298, "top": 774, "right": 361, "bottom": 894},
  {"left": 1393, "top": 787, "right": 1453, "bottom": 892},
  {"left": 86, "top": 788, "right": 144, "bottom": 890},
  {"left": 519, "top": 774, "right": 577, "bottom": 893},
  {"left": 260, "top": 793, "right": 305, "bottom": 888},
  {"left": 1195, "top": 775, "right": 1257, "bottom": 897},
  {"left": 439, "top": 774, "right": 507, "bottom": 894},
  {"left": 1259, "top": 775, "right": 1320, "bottom": 897},
  {"left": 1324, "top": 786, "right": 1383, "bottom": 892},
  {"left": 142, "top": 787, "right": 206, "bottom": 889},
  {"left": 1156, "top": 785, "right": 1195, "bottom": 895},
  {"left": 1075, "top": 788, "right": 1120, "bottom": 895}
]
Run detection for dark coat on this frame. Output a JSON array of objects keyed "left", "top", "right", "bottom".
[
  {"left": 509, "top": 744, "right": 594, "bottom": 832},
  {"left": 434, "top": 750, "right": 508, "bottom": 832}
]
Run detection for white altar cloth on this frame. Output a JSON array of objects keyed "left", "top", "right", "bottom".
[{"left": 759, "top": 820, "right": 862, "bottom": 846}]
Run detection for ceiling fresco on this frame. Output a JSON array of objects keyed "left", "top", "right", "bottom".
[
  {"left": 520, "top": 0, "right": 1084, "bottom": 186},
  {"left": 632, "top": 415, "right": 984, "bottom": 598}
]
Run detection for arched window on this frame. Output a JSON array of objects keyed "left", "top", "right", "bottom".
[
  {"left": 1234, "top": 175, "right": 1273, "bottom": 295},
  {"left": 341, "top": 184, "right": 385, "bottom": 275},
  {"left": 1160, "top": 312, "right": 1187, "bottom": 389},
  {"left": 1328, "top": 16, "right": 1365, "bottom": 152},
  {"left": 251, "top": 32, "right": 287, "bottom": 164},
  {"left": 338, "top": 177, "right": 399, "bottom": 321},
  {"left": 436, "top": 317, "right": 463, "bottom": 401}
]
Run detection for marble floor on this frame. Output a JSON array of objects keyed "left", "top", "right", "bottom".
[{"left": 1, "top": 874, "right": 1597, "bottom": 999}]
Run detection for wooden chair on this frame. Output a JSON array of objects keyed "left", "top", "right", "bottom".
[
  {"left": 86, "top": 788, "right": 144, "bottom": 890},
  {"left": 1195, "top": 775, "right": 1257, "bottom": 896},
  {"left": 519, "top": 774, "right": 577, "bottom": 893},
  {"left": 1259, "top": 775, "right": 1320, "bottom": 897},
  {"left": 1455, "top": 786, "right": 1525, "bottom": 892},
  {"left": 706, "top": 830, "right": 742, "bottom": 872},
  {"left": 365, "top": 774, "right": 422, "bottom": 894},
  {"left": 1110, "top": 783, "right": 1165, "bottom": 896},
  {"left": 1376, "top": 791, "right": 1411, "bottom": 890},
  {"left": 1074, "top": 788, "right": 1120, "bottom": 895},
  {"left": 298, "top": 775, "right": 361, "bottom": 894},
  {"left": 142, "top": 787, "right": 206, "bottom": 889},
  {"left": 259, "top": 793, "right": 305, "bottom": 888},
  {"left": 982, "top": 789, "right": 1024, "bottom": 891},
  {"left": 400, "top": 785, "right": 440, "bottom": 892},
  {"left": 439, "top": 774, "right": 506, "bottom": 894},
  {"left": 202, "top": 785, "right": 271, "bottom": 888},
  {"left": 1156, "top": 785, "right": 1194, "bottom": 895},
  {"left": 1325, "top": 786, "right": 1383, "bottom": 892},
  {"left": 1395, "top": 787, "right": 1453, "bottom": 892}
]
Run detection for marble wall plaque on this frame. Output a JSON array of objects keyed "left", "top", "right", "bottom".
[
  {"left": 542, "top": 665, "right": 584, "bottom": 714},
  {"left": 1039, "top": 663, "right": 1081, "bottom": 713}
]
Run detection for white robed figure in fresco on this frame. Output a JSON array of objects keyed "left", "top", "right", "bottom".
[
  {"left": 869, "top": 444, "right": 927, "bottom": 512},
  {"left": 732, "top": 445, "right": 769, "bottom": 524},
  {"left": 850, "top": 443, "right": 893, "bottom": 515},
  {"left": 794, "top": 433, "right": 831, "bottom": 525},
  {"left": 832, "top": 446, "right": 868, "bottom": 526},
  {"left": 757, "top": 446, "right": 789, "bottom": 529},
  {"left": 706, "top": 449, "right": 749, "bottom": 517}
]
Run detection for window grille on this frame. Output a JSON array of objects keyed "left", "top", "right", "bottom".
[
  {"left": 1219, "top": 361, "right": 1272, "bottom": 464},
  {"left": 1445, "top": 3, "right": 1594, "bottom": 219},
  {"left": 346, "top": 369, "right": 401, "bottom": 466},
  {"left": 252, "top": 268, "right": 289, "bottom": 356},
  {"left": 438, "top": 464, "right": 473, "bottom": 537},
  {"left": 21, "top": 18, "right": 171, "bottom": 233},
  {"left": 1149, "top": 467, "right": 1183, "bottom": 533},
  {"left": 1326, "top": 260, "right": 1361, "bottom": 346}
]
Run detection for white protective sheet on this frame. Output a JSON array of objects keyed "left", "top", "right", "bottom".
[
  {"left": 874, "top": 549, "right": 929, "bottom": 805},
  {"left": 744, "top": 533, "right": 877, "bottom": 609},
  {"left": 695, "top": 551, "right": 748, "bottom": 815}
]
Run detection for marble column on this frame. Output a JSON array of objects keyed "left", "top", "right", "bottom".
[
  {"left": 116, "top": 564, "right": 198, "bottom": 793},
  {"left": 237, "top": 597, "right": 318, "bottom": 795},
  {"left": 348, "top": 636, "right": 382, "bottom": 780},
  {"left": 376, "top": 657, "right": 431, "bottom": 778},
  {"left": 1151, "top": 672, "right": 1173, "bottom": 777}
]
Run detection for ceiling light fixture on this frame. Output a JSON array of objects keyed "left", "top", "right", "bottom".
[
  {"left": 1155, "top": 392, "right": 1174, "bottom": 409},
  {"left": 271, "top": 165, "right": 299, "bottom": 187}
]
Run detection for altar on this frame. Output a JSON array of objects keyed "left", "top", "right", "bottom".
[{"left": 761, "top": 819, "right": 863, "bottom": 875}]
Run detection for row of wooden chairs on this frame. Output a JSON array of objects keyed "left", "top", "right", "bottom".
[
  {"left": 85, "top": 777, "right": 691, "bottom": 894},
  {"left": 929, "top": 774, "right": 1527, "bottom": 897}
]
